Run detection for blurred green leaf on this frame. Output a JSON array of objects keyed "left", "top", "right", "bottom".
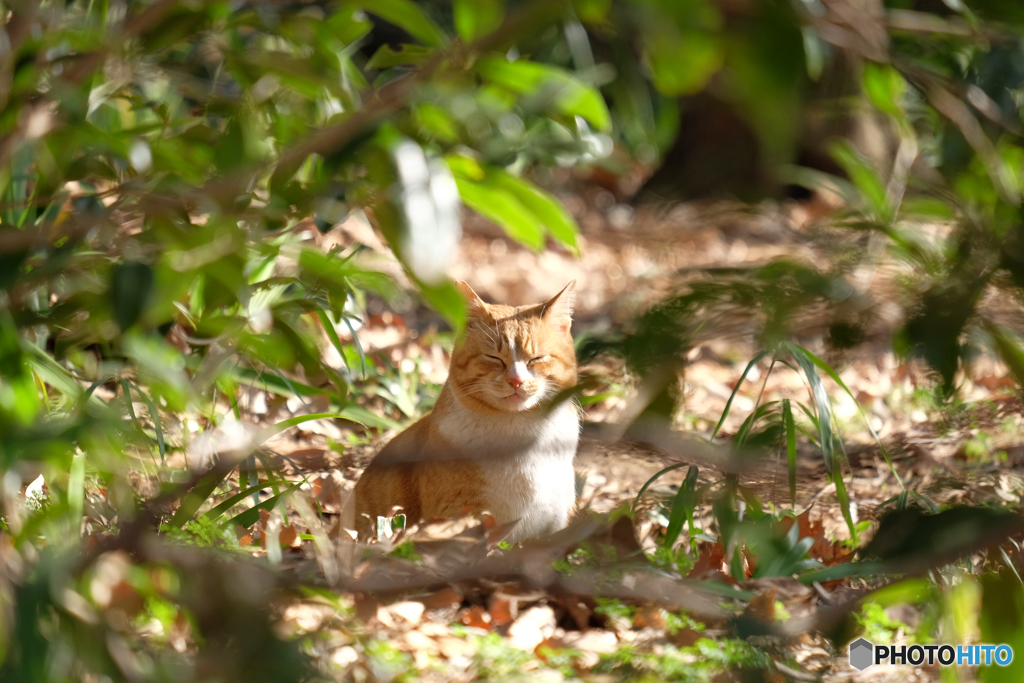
[
  {"left": 863, "top": 63, "right": 907, "bottom": 123},
  {"left": 454, "top": 0, "right": 505, "bottom": 43},
  {"left": 782, "top": 399, "right": 797, "bottom": 507},
  {"left": 574, "top": 0, "right": 612, "bottom": 22},
  {"left": 633, "top": 462, "right": 690, "bottom": 513},
  {"left": 419, "top": 278, "right": 469, "bottom": 334},
  {"left": 489, "top": 169, "right": 580, "bottom": 251},
  {"left": 709, "top": 351, "right": 770, "bottom": 442},
  {"left": 664, "top": 465, "right": 699, "bottom": 550},
  {"left": 454, "top": 174, "right": 545, "bottom": 250},
  {"left": 123, "top": 333, "right": 190, "bottom": 412},
  {"left": 783, "top": 343, "right": 834, "bottom": 478},
  {"left": 986, "top": 322, "right": 1024, "bottom": 391},
  {"left": 110, "top": 261, "right": 154, "bottom": 331},
  {"left": 794, "top": 345, "right": 903, "bottom": 491},
  {"left": 347, "top": 0, "right": 448, "bottom": 47},
  {"left": 644, "top": 26, "right": 722, "bottom": 96},
  {"left": 477, "top": 58, "right": 612, "bottom": 132},
  {"left": 980, "top": 569, "right": 1024, "bottom": 683},
  {"left": 226, "top": 480, "right": 305, "bottom": 529},
  {"left": 830, "top": 139, "right": 890, "bottom": 220},
  {"left": 366, "top": 44, "right": 436, "bottom": 70}
]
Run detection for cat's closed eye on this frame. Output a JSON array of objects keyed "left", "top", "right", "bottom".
[
  {"left": 528, "top": 356, "right": 547, "bottom": 364},
  {"left": 484, "top": 354, "right": 505, "bottom": 366}
]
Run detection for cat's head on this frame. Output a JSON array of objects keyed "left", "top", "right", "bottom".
[{"left": 449, "top": 281, "right": 577, "bottom": 413}]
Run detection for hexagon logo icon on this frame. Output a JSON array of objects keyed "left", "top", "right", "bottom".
[{"left": 849, "top": 638, "right": 874, "bottom": 671}]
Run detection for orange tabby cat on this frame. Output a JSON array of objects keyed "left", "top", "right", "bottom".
[{"left": 347, "top": 281, "right": 579, "bottom": 543}]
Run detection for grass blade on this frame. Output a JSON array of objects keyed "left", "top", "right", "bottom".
[
  {"left": 792, "top": 344, "right": 904, "bottom": 490},
  {"left": 664, "top": 466, "right": 699, "bottom": 550},
  {"left": 126, "top": 380, "right": 165, "bottom": 464},
  {"left": 316, "top": 309, "right": 350, "bottom": 371},
  {"left": 69, "top": 451, "right": 85, "bottom": 536},
  {"left": 167, "top": 467, "right": 234, "bottom": 529},
  {"left": 223, "top": 366, "right": 398, "bottom": 429},
  {"left": 782, "top": 398, "right": 797, "bottom": 507},
  {"left": 201, "top": 478, "right": 295, "bottom": 523},
  {"left": 226, "top": 481, "right": 304, "bottom": 529},
  {"left": 799, "top": 561, "right": 889, "bottom": 584},
  {"left": 121, "top": 380, "right": 158, "bottom": 463},
  {"left": 342, "top": 315, "right": 367, "bottom": 377},
  {"left": 708, "top": 350, "right": 770, "bottom": 442},
  {"left": 833, "top": 461, "right": 856, "bottom": 540},
  {"left": 782, "top": 343, "right": 834, "bottom": 477},
  {"left": 733, "top": 401, "right": 779, "bottom": 449},
  {"left": 168, "top": 413, "right": 341, "bottom": 527},
  {"left": 24, "top": 343, "right": 104, "bottom": 409},
  {"left": 632, "top": 462, "right": 690, "bottom": 513}
]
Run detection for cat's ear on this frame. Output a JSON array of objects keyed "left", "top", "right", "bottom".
[
  {"left": 456, "top": 281, "right": 492, "bottom": 321},
  {"left": 541, "top": 280, "right": 575, "bottom": 333}
]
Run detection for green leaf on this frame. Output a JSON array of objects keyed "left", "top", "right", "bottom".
[
  {"left": 445, "top": 153, "right": 485, "bottom": 180},
  {"left": 414, "top": 102, "right": 460, "bottom": 143},
  {"left": 489, "top": 170, "right": 579, "bottom": 251},
  {"left": 202, "top": 478, "right": 298, "bottom": 523},
  {"left": 69, "top": 452, "right": 85, "bottom": 533},
  {"left": 476, "top": 58, "right": 611, "bottom": 132},
  {"left": 799, "top": 561, "right": 890, "bottom": 584},
  {"left": 664, "top": 466, "right": 699, "bottom": 550},
  {"left": 347, "top": 0, "right": 448, "bottom": 47},
  {"left": 453, "top": 0, "right": 504, "bottom": 43},
  {"left": 123, "top": 333, "right": 190, "bottom": 412},
  {"left": 454, "top": 175, "right": 545, "bottom": 250},
  {"left": 833, "top": 460, "right": 857, "bottom": 541},
  {"left": 633, "top": 462, "right": 690, "bottom": 512},
  {"left": 862, "top": 63, "right": 906, "bottom": 122},
  {"left": 225, "top": 480, "right": 304, "bottom": 529},
  {"left": 24, "top": 343, "right": 104, "bottom": 409},
  {"left": 574, "top": 0, "right": 611, "bottom": 22},
  {"left": 168, "top": 413, "right": 345, "bottom": 527},
  {"left": 366, "top": 44, "right": 435, "bottom": 70},
  {"left": 418, "top": 279, "right": 468, "bottom": 334},
  {"left": 776, "top": 165, "right": 859, "bottom": 206},
  {"left": 830, "top": 139, "right": 889, "bottom": 220},
  {"left": 644, "top": 27, "right": 722, "bottom": 96},
  {"left": 733, "top": 401, "right": 778, "bottom": 449},
  {"left": 110, "top": 261, "right": 154, "bottom": 331},
  {"left": 986, "top": 322, "right": 1024, "bottom": 391},
  {"left": 123, "top": 380, "right": 166, "bottom": 464}
]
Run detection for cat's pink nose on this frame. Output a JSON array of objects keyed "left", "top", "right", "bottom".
[{"left": 508, "top": 377, "right": 524, "bottom": 389}]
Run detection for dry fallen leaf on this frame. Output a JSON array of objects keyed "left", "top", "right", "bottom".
[
  {"left": 507, "top": 605, "right": 556, "bottom": 651},
  {"left": 437, "top": 635, "right": 475, "bottom": 659},
  {"left": 420, "top": 586, "right": 463, "bottom": 611},
  {"left": 281, "top": 602, "right": 332, "bottom": 633},
  {"left": 314, "top": 471, "right": 351, "bottom": 513},
  {"left": 633, "top": 605, "right": 666, "bottom": 630},
  {"left": 460, "top": 605, "right": 492, "bottom": 630},
  {"left": 388, "top": 600, "right": 425, "bottom": 626},
  {"left": 331, "top": 645, "right": 359, "bottom": 669},
  {"left": 354, "top": 593, "right": 380, "bottom": 625},
  {"left": 560, "top": 596, "right": 592, "bottom": 631},
  {"left": 488, "top": 596, "right": 514, "bottom": 627},
  {"left": 743, "top": 589, "right": 777, "bottom": 625}
]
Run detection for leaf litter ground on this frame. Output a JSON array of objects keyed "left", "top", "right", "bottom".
[{"left": 111, "top": 182, "right": 1024, "bottom": 682}]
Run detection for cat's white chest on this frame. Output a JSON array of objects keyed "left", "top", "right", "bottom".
[{"left": 436, "top": 399, "right": 580, "bottom": 542}]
